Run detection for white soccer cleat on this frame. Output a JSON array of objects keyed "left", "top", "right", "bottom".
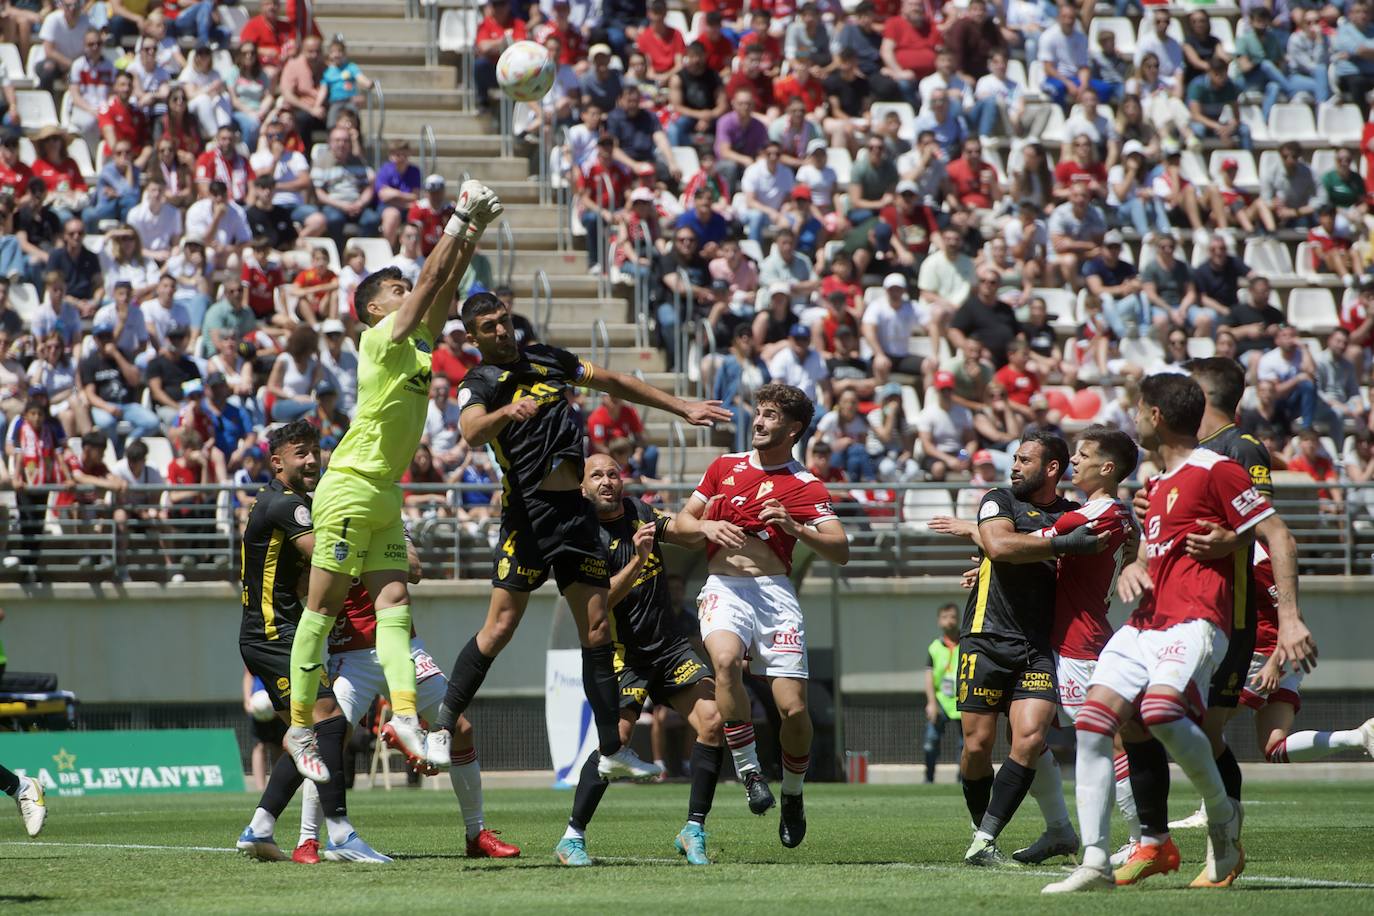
[
  {"left": 423, "top": 728, "right": 452, "bottom": 773},
  {"left": 286, "top": 725, "right": 330, "bottom": 784},
  {"left": 236, "top": 827, "right": 289, "bottom": 861},
  {"left": 379, "top": 714, "right": 428, "bottom": 768},
  {"left": 597, "top": 747, "right": 664, "bottom": 782},
  {"left": 14, "top": 776, "right": 46, "bottom": 837},
  {"left": 322, "top": 832, "right": 393, "bottom": 864},
  {"left": 455, "top": 179, "right": 504, "bottom": 229},
  {"left": 1042, "top": 864, "right": 1114, "bottom": 894},
  {"left": 1203, "top": 800, "right": 1245, "bottom": 884},
  {"left": 1110, "top": 840, "right": 1139, "bottom": 868},
  {"left": 1168, "top": 804, "right": 1207, "bottom": 829},
  {"left": 1358, "top": 717, "right": 1374, "bottom": 758}
]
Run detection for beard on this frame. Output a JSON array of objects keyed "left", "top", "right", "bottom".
[{"left": 1011, "top": 466, "right": 1046, "bottom": 501}]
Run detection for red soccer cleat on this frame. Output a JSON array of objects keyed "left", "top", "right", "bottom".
[
  {"left": 467, "top": 829, "right": 521, "bottom": 858},
  {"left": 1114, "top": 837, "right": 1181, "bottom": 885},
  {"left": 380, "top": 721, "right": 431, "bottom": 775},
  {"left": 292, "top": 838, "right": 321, "bottom": 864}
]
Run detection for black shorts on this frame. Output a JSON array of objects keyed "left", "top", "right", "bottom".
[
  {"left": 955, "top": 633, "right": 1057, "bottom": 714},
  {"left": 251, "top": 714, "right": 288, "bottom": 745},
  {"left": 240, "top": 638, "right": 334, "bottom": 713},
  {"left": 618, "top": 640, "right": 712, "bottom": 712},
  {"left": 1208, "top": 621, "right": 1257, "bottom": 708},
  {"left": 491, "top": 488, "right": 610, "bottom": 593}
]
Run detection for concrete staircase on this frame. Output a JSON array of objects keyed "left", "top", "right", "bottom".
[{"left": 314, "top": 2, "right": 720, "bottom": 472}]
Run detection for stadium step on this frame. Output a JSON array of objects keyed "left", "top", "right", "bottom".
[
  {"left": 361, "top": 66, "right": 455, "bottom": 90},
  {"left": 316, "top": 16, "right": 428, "bottom": 44},
  {"left": 370, "top": 88, "right": 469, "bottom": 112},
  {"left": 545, "top": 321, "right": 639, "bottom": 347},
  {"left": 595, "top": 347, "right": 665, "bottom": 374},
  {"left": 310, "top": 0, "right": 407, "bottom": 17},
  {"left": 481, "top": 205, "right": 564, "bottom": 229},
  {"left": 325, "top": 40, "right": 440, "bottom": 65}
]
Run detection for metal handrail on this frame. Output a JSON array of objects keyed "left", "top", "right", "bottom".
[
  {"left": 296, "top": 0, "right": 314, "bottom": 47},
  {"left": 631, "top": 229, "right": 652, "bottom": 348},
  {"left": 365, "top": 80, "right": 385, "bottom": 173},
  {"left": 590, "top": 318, "right": 610, "bottom": 367},
  {"left": 595, "top": 173, "right": 615, "bottom": 299},
  {"left": 533, "top": 268, "right": 552, "bottom": 339},
  {"left": 496, "top": 218, "right": 514, "bottom": 289},
  {"left": 537, "top": 107, "right": 550, "bottom": 207},
  {"left": 553, "top": 125, "right": 571, "bottom": 251},
  {"left": 421, "top": 0, "right": 439, "bottom": 68},
  {"left": 672, "top": 270, "right": 692, "bottom": 395},
  {"left": 498, "top": 94, "right": 513, "bottom": 158},
  {"left": 418, "top": 124, "right": 437, "bottom": 180},
  {"left": 462, "top": 0, "right": 477, "bottom": 111},
  {"left": 668, "top": 420, "right": 687, "bottom": 482},
  {"left": 693, "top": 322, "right": 718, "bottom": 445}
]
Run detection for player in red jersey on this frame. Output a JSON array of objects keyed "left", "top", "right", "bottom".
[
  {"left": 1046, "top": 374, "right": 1315, "bottom": 895},
  {"left": 294, "top": 549, "right": 520, "bottom": 863},
  {"left": 678, "top": 383, "right": 849, "bottom": 848}
]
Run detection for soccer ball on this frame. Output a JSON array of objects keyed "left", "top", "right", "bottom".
[
  {"left": 496, "top": 40, "right": 556, "bottom": 102},
  {"left": 249, "top": 690, "right": 276, "bottom": 723}
]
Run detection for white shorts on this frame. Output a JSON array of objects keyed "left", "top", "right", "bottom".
[
  {"left": 697, "top": 574, "right": 808, "bottom": 680},
  {"left": 327, "top": 638, "right": 448, "bottom": 724},
  {"left": 1240, "top": 651, "right": 1305, "bottom": 713},
  {"left": 1054, "top": 653, "right": 1097, "bottom": 725},
  {"left": 1090, "top": 620, "right": 1228, "bottom": 716}
]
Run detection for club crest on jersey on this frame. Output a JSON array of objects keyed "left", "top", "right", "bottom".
[
  {"left": 1166, "top": 487, "right": 1179, "bottom": 514},
  {"left": 294, "top": 505, "right": 311, "bottom": 527},
  {"left": 333, "top": 540, "right": 349, "bottom": 563},
  {"left": 414, "top": 338, "right": 431, "bottom": 354},
  {"left": 756, "top": 480, "right": 774, "bottom": 500}
]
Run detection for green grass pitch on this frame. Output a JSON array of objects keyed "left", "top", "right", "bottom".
[{"left": 3, "top": 781, "right": 1373, "bottom": 914}]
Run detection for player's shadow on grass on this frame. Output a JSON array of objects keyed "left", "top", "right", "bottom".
[
  {"left": 392, "top": 855, "right": 675, "bottom": 870},
  {"left": 0, "top": 894, "right": 52, "bottom": 904}
]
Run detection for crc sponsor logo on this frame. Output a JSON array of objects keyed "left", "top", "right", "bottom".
[
  {"left": 670, "top": 659, "right": 705, "bottom": 685},
  {"left": 772, "top": 628, "right": 804, "bottom": 654},
  {"left": 1058, "top": 677, "right": 1084, "bottom": 704},
  {"left": 1156, "top": 640, "right": 1189, "bottom": 664},
  {"left": 1018, "top": 671, "right": 1053, "bottom": 692},
  {"left": 1231, "top": 487, "right": 1265, "bottom": 517}
]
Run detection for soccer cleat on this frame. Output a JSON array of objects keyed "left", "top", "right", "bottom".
[
  {"left": 236, "top": 827, "right": 289, "bottom": 862},
  {"left": 675, "top": 822, "right": 710, "bottom": 865},
  {"left": 554, "top": 836, "right": 592, "bottom": 866},
  {"left": 1113, "top": 838, "right": 1181, "bottom": 885},
  {"left": 292, "top": 838, "right": 321, "bottom": 864},
  {"left": 1043, "top": 864, "right": 1115, "bottom": 894},
  {"left": 778, "top": 793, "right": 807, "bottom": 848},
  {"left": 1168, "top": 804, "right": 1207, "bottom": 829},
  {"left": 322, "top": 833, "right": 393, "bottom": 863},
  {"left": 423, "top": 729, "right": 452, "bottom": 775},
  {"left": 467, "top": 829, "right": 521, "bottom": 858},
  {"left": 597, "top": 747, "right": 663, "bottom": 782},
  {"left": 1201, "top": 801, "right": 1244, "bottom": 885},
  {"left": 743, "top": 771, "right": 775, "bottom": 815},
  {"left": 14, "top": 776, "right": 46, "bottom": 838},
  {"left": 964, "top": 836, "right": 1017, "bottom": 868},
  {"left": 1110, "top": 840, "right": 1139, "bottom": 868},
  {"left": 1012, "top": 827, "right": 1080, "bottom": 864},
  {"left": 1358, "top": 717, "right": 1374, "bottom": 758},
  {"left": 380, "top": 715, "right": 428, "bottom": 773},
  {"left": 455, "top": 179, "right": 504, "bottom": 229},
  {"left": 286, "top": 726, "right": 330, "bottom": 784}
]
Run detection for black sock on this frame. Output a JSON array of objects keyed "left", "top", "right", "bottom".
[
  {"left": 581, "top": 645, "right": 622, "bottom": 755},
  {"left": 961, "top": 773, "right": 994, "bottom": 826},
  {"left": 568, "top": 752, "right": 609, "bottom": 832},
  {"left": 435, "top": 636, "right": 496, "bottom": 731},
  {"left": 687, "top": 742, "right": 724, "bottom": 825},
  {"left": 1125, "top": 738, "right": 1171, "bottom": 837},
  {"left": 978, "top": 759, "right": 1036, "bottom": 839},
  {"left": 257, "top": 752, "right": 305, "bottom": 818},
  {"left": 1215, "top": 744, "right": 1243, "bottom": 801},
  {"left": 314, "top": 715, "right": 349, "bottom": 819},
  {"left": 0, "top": 763, "right": 19, "bottom": 796}
]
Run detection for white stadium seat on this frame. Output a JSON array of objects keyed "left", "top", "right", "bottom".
[
  {"left": 1317, "top": 104, "right": 1363, "bottom": 146},
  {"left": 0, "top": 43, "right": 29, "bottom": 88},
  {"left": 439, "top": 9, "right": 477, "bottom": 52},
  {"left": 826, "top": 146, "right": 852, "bottom": 185},
  {"left": 1267, "top": 103, "right": 1319, "bottom": 143},
  {"left": 1210, "top": 17, "right": 1236, "bottom": 54},
  {"left": 671, "top": 145, "right": 700, "bottom": 181},
  {"left": 870, "top": 102, "right": 917, "bottom": 143},
  {"left": 301, "top": 237, "right": 342, "bottom": 271},
  {"left": 1243, "top": 238, "right": 1295, "bottom": 279},
  {"left": 1090, "top": 17, "right": 1136, "bottom": 56},
  {"left": 14, "top": 89, "right": 56, "bottom": 126},
  {"left": 1287, "top": 288, "right": 1339, "bottom": 333},
  {"left": 351, "top": 238, "right": 394, "bottom": 269}
]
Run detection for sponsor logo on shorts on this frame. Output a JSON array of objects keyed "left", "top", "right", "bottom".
[
  {"left": 580, "top": 556, "right": 608, "bottom": 578},
  {"left": 622, "top": 686, "right": 647, "bottom": 702},
  {"left": 669, "top": 659, "right": 704, "bottom": 686},
  {"left": 1156, "top": 640, "right": 1188, "bottom": 664},
  {"left": 275, "top": 676, "right": 290, "bottom": 696},
  {"left": 972, "top": 686, "right": 1003, "bottom": 704},
  {"left": 772, "top": 627, "right": 804, "bottom": 654},
  {"left": 333, "top": 540, "right": 350, "bottom": 563},
  {"left": 384, "top": 543, "right": 406, "bottom": 561},
  {"left": 1019, "top": 670, "right": 1053, "bottom": 692},
  {"left": 1058, "top": 676, "right": 1084, "bottom": 705},
  {"left": 958, "top": 681, "right": 969, "bottom": 703}
]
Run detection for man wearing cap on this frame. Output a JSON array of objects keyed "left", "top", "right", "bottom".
[
  {"left": 675, "top": 187, "right": 729, "bottom": 258},
  {"left": 407, "top": 174, "right": 455, "bottom": 257},
  {"left": 1083, "top": 229, "right": 1150, "bottom": 340},
  {"left": 318, "top": 318, "right": 358, "bottom": 414},
  {"left": 767, "top": 321, "right": 829, "bottom": 411},
  {"left": 950, "top": 266, "right": 1020, "bottom": 368},
  {"left": 667, "top": 41, "right": 727, "bottom": 148},
  {"left": 146, "top": 321, "right": 201, "bottom": 427},
  {"left": 917, "top": 370, "right": 975, "bottom": 481},
  {"left": 580, "top": 45, "right": 624, "bottom": 116},
  {"left": 862, "top": 273, "right": 927, "bottom": 385},
  {"left": 1047, "top": 182, "right": 1106, "bottom": 291},
  {"left": 79, "top": 313, "right": 161, "bottom": 456}
]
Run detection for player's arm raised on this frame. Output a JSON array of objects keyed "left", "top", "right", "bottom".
[
  {"left": 759, "top": 498, "right": 849, "bottom": 565},
  {"left": 1254, "top": 512, "right": 1317, "bottom": 673},
  {"left": 607, "top": 522, "right": 656, "bottom": 609},
  {"left": 584, "top": 364, "right": 733, "bottom": 428}
]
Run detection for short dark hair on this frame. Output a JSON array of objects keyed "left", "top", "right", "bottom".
[
  {"left": 460, "top": 290, "right": 504, "bottom": 329},
  {"left": 353, "top": 266, "right": 406, "bottom": 326},
  {"left": 1076, "top": 425, "right": 1139, "bottom": 483},
  {"left": 1022, "top": 431, "right": 1070, "bottom": 481},
  {"left": 1186, "top": 356, "right": 1246, "bottom": 415},
  {"left": 937, "top": 602, "right": 959, "bottom": 615},
  {"left": 126, "top": 439, "right": 149, "bottom": 463},
  {"left": 1140, "top": 373, "right": 1205, "bottom": 438},
  {"left": 754, "top": 382, "right": 814, "bottom": 443},
  {"left": 81, "top": 431, "right": 107, "bottom": 452},
  {"left": 267, "top": 418, "right": 320, "bottom": 456}
]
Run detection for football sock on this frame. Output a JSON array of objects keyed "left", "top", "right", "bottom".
[
  {"left": 449, "top": 746, "right": 484, "bottom": 840},
  {"left": 375, "top": 605, "right": 417, "bottom": 717},
  {"left": 255, "top": 752, "right": 305, "bottom": 826},
  {"left": 723, "top": 721, "right": 761, "bottom": 776},
  {"left": 581, "top": 645, "right": 622, "bottom": 755},
  {"left": 435, "top": 636, "right": 496, "bottom": 732},
  {"left": 961, "top": 773, "right": 994, "bottom": 826},
  {"left": 1215, "top": 744, "right": 1243, "bottom": 801},
  {"left": 976, "top": 758, "right": 1036, "bottom": 841},
  {"left": 568, "top": 752, "right": 609, "bottom": 833},
  {"left": 298, "top": 781, "right": 321, "bottom": 846},
  {"left": 287, "top": 609, "right": 333, "bottom": 727},
  {"left": 781, "top": 750, "right": 809, "bottom": 796},
  {"left": 0, "top": 763, "right": 19, "bottom": 796},
  {"left": 1269, "top": 728, "right": 1366, "bottom": 762},
  {"left": 1027, "top": 746, "right": 1071, "bottom": 832},
  {"left": 314, "top": 715, "right": 353, "bottom": 844},
  {"left": 687, "top": 742, "right": 724, "bottom": 825},
  {"left": 1075, "top": 700, "right": 1122, "bottom": 870},
  {"left": 1124, "top": 737, "right": 1170, "bottom": 841},
  {"left": 1113, "top": 753, "right": 1141, "bottom": 840},
  {"left": 1142, "top": 694, "right": 1230, "bottom": 826}
]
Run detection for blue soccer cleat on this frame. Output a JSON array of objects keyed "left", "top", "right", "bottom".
[
  {"left": 322, "top": 833, "right": 393, "bottom": 863},
  {"left": 236, "top": 827, "right": 289, "bottom": 862},
  {"left": 675, "top": 822, "right": 710, "bottom": 865},
  {"left": 555, "top": 836, "right": 592, "bottom": 866}
]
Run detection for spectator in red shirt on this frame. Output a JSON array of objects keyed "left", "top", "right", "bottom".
[
  {"left": 166, "top": 428, "right": 220, "bottom": 524},
  {"left": 881, "top": 0, "right": 941, "bottom": 99},
  {"left": 195, "top": 124, "right": 254, "bottom": 202},
  {"left": 239, "top": 236, "right": 286, "bottom": 326},
  {"left": 1287, "top": 429, "right": 1342, "bottom": 510},
  {"left": 99, "top": 71, "right": 151, "bottom": 161},
  {"left": 806, "top": 438, "right": 848, "bottom": 483},
  {"left": 577, "top": 135, "right": 634, "bottom": 270},
  {"left": 992, "top": 339, "right": 1039, "bottom": 418},
  {"left": 820, "top": 250, "right": 862, "bottom": 311},
  {"left": 0, "top": 133, "right": 32, "bottom": 197},
  {"left": 406, "top": 173, "right": 454, "bottom": 256},
  {"left": 31, "top": 126, "right": 89, "bottom": 222},
  {"left": 737, "top": 10, "right": 782, "bottom": 74},
  {"left": 698, "top": 12, "right": 736, "bottom": 72},
  {"left": 940, "top": 0, "right": 1006, "bottom": 82},
  {"left": 431, "top": 319, "right": 478, "bottom": 387},
  {"left": 945, "top": 136, "right": 1002, "bottom": 225},
  {"left": 1053, "top": 134, "right": 1107, "bottom": 202},
  {"left": 636, "top": 0, "right": 686, "bottom": 83},
  {"left": 474, "top": 0, "right": 527, "bottom": 112},
  {"left": 774, "top": 53, "right": 826, "bottom": 114},
  {"left": 586, "top": 393, "right": 660, "bottom": 479},
  {"left": 533, "top": 0, "right": 586, "bottom": 65},
  {"left": 725, "top": 44, "right": 775, "bottom": 114},
  {"left": 238, "top": 0, "right": 293, "bottom": 80}
]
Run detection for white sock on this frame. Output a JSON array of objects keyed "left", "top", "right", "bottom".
[
  {"left": 723, "top": 722, "right": 761, "bottom": 776},
  {"left": 562, "top": 825, "right": 584, "bottom": 841},
  {"left": 1028, "top": 747, "right": 1072, "bottom": 833},
  {"left": 1075, "top": 730, "right": 1116, "bottom": 871},
  {"left": 299, "top": 781, "right": 321, "bottom": 846},
  {"left": 325, "top": 815, "right": 355, "bottom": 846},
  {"left": 1151, "top": 717, "right": 1230, "bottom": 825},
  {"left": 449, "top": 757, "right": 484, "bottom": 840},
  {"left": 781, "top": 750, "right": 809, "bottom": 796},
  {"left": 1272, "top": 729, "right": 1364, "bottom": 762},
  {"left": 1113, "top": 753, "right": 1141, "bottom": 841},
  {"left": 248, "top": 806, "right": 276, "bottom": 837}
]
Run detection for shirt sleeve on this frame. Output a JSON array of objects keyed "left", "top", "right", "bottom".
[
  {"left": 456, "top": 368, "right": 496, "bottom": 413},
  {"left": 550, "top": 344, "right": 594, "bottom": 384},
  {"left": 266, "top": 492, "right": 314, "bottom": 540},
  {"left": 976, "top": 488, "right": 1017, "bottom": 526},
  {"left": 692, "top": 457, "right": 723, "bottom": 504},
  {"left": 1232, "top": 433, "right": 1274, "bottom": 496},
  {"left": 1211, "top": 458, "right": 1275, "bottom": 535}
]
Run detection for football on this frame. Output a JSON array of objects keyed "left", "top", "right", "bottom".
[
  {"left": 496, "top": 40, "right": 556, "bottom": 102},
  {"left": 249, "top": 689, "right": 276, "bottom": 722}
]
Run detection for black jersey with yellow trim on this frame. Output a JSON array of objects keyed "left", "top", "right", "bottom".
[
  {"left": 1200, "top": 423, "right": 1273, "bottom": 496},
  {"left": 962, "top": 488, "right": 1078, "bottom": 648},
  {"left": 456, "top": 343, "right": 592, "bottom": 512},
  {"left": 240, "top": 478, "right": 313, "bottom": 643},
  {"left": 599, "top": 496, "right": 676, "bottom": 668}
]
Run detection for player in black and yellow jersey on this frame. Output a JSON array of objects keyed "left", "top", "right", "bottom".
[
  {"left": 950, "top": 432, "right": 1105, "bottom": 867},
  {"left": 423, "top": 291, "right": 731, "bottom": 781},
  {"left": 555, "top": 454, "right": 723, "bottom": 868},
  {"left": 236, "top": 420, "right": 388, "bottom": 863}
]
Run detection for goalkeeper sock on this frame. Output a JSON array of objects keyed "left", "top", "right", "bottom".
[
  {"left": 375, "top": 605, "right": 417, "bottom": 717},
  {"left": 1125, "top": 737, "right": 1170, "bottom": 840},
  {"left": 288, "top": 609, "right": 333, "bottom": 727},
  {"left": 435, "top": 636, "right": 495, "bottom": 731}
]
